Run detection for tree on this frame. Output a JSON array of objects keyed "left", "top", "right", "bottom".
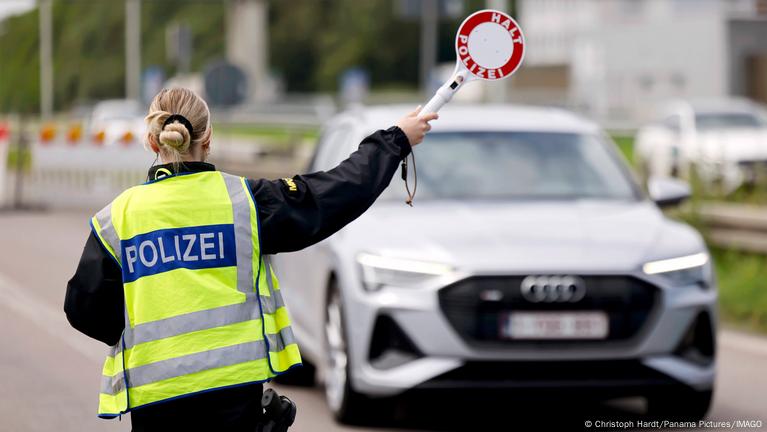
[
  {"left": 0, "top": 0, "right": 226, "bottom": 114},
  {"left": 0, "top": 9, "right": 40, "bottom": 114},
  {"left": 0, "top": 0, "right": 495, "bottom": 113}
]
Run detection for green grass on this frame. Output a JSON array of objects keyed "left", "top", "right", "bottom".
[
  {"left": 712, "top": 248, "right": 767, "bottom": 333},
  {"left": 610, "top": 134, "right": 635, "bottom": 164},
  {"left": 715, "top": 176, "right": 767, "bottom": 206}
]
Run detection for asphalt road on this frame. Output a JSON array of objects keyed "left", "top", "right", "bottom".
[{"left": 0, "top": 209, "right": 765, "bottom": 431}]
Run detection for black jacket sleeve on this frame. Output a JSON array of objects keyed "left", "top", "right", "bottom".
[
  {"left": 251, "top": 126, "right": 411, "bottom": 254},
  {"left": 64, "top": 232, "right": 125, "bottom": 346}
]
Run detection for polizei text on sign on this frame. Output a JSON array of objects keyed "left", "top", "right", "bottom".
[{"left": 456, "top": 11, "right": 524, "bottom": 80}]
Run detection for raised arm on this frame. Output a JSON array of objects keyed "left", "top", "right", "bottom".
[{"left": 253, "top": 108, "right": 437, "bottom": 254}]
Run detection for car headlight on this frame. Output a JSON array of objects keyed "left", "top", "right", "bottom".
[
  {"left": 642, "top": 252, "right": 710, "bottom": 287},
  {"left": 356, "top": 253, "right": 453, "bottom": 291}
]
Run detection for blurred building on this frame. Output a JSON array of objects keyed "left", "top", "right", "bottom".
[
  {"left": 513, "top": 0, "right": 767, "bottom": 127},
  {"left": 227, "top": 0, "right": 270, "bottom": 102}
]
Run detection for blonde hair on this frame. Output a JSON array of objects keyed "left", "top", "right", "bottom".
[{"left": 145, "top": 88, "right": 212, "bottom": 162}]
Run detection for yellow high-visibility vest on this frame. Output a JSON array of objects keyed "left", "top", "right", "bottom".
[{"left": 90, "top": 171, "right": 301, "bottom": 417}]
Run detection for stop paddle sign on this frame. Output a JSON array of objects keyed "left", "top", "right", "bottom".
[{"left": 420, "top": 9, "right": 525, "bottom": 116}]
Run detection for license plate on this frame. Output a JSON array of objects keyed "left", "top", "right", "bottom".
[{"left": 500, "top": 311, "right": 609, "bottom": 340}]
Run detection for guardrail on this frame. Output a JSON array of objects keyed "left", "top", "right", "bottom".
[{"left": 699, "top": 203, "right": 767, "bottom": 254}]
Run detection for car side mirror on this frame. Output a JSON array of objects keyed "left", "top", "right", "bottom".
[{"left": 647, "top": 176, "right": 691, "bottom": 208}]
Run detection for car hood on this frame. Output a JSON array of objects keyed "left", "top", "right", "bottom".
[{"left": 333, "top": 200, "right": 704, "bottom": 273}]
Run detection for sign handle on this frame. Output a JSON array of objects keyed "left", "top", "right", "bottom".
[{"left": 419, "top": 72, "right": 467, "bottom": 116}]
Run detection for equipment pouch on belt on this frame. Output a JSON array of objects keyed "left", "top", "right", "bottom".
[{"left": 257, "top": 388, "right": 296, "bottom": 432}]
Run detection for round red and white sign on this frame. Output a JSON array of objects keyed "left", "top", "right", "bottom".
[{"left": 455, "top": 9, "right": 525, "bottom": 81}]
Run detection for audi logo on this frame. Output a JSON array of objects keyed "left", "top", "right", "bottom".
[{"left": 520, "top": 275, "right": 586, "bottom": 303}]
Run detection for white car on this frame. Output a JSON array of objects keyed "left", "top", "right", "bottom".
[
  {"left": 88, "top": 99, "right": 147, "bottom": 146},
  {"left": 635, "top": 99, "right": 767, "bottom": 192},
  {"left": 273, "top": 105, "right": 716, "bottom": 424}
]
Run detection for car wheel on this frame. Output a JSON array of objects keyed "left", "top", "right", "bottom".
[
  {"left": 324, "top": 280, "right": 374, "bottom": 424},
  {"left": 271, "top": 359, "right": 316, "bottom": 387},
  {"left": 646, "top": 387, "right": 713, "bottom": 420}
]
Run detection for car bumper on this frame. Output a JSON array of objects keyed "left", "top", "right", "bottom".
[{"left": 342, "top": 270, "right": 717, "bottom": 397}]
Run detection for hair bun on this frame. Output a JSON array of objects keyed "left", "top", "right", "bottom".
[
  {"left": 159, "top": 121, "right": 191, "bottom": 153},
  {"left": 145, "top": 88, "right": 211, "bottom": 162}
]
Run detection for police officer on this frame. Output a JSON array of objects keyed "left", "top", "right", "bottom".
[{"left": 64, "top": 87, "right": 437, "bottom": 431}]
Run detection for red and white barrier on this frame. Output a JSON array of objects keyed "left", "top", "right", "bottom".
[
  {"left": 7, "top": 121, "right": 274, "bottom": 209},
  {"left": 0, "top": 120, "right": 157, "bottom": 209},
  {"left": 25, "top": 131, "right": 154, "bottom": 209}
]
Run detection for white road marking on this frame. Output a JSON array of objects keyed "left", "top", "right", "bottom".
[
  {"left": 719, "top": 329, "right": 767, "bottom": 358},
  {"left": 0, "top": 271, "right": 104, "bottom": 361}
]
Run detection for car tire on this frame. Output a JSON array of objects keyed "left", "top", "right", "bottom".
[
  {"left": 646, "top": 387, "right": 713, "bottom": 420},
  {"left": 323, "top": 279, "right": 377, "bottom": 425},
  {"left": 271, "top": 359, "right": 316, "bottom": 387}
]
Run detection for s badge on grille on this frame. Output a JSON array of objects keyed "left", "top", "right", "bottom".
[{"left": 520, "top": 275, "right": 586, "bottom": 303}]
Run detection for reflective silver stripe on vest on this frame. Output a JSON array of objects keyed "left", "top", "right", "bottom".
[
  {"left": 95, "top": 204, "right": 121, "bottom": 264},
  {"left": 266, "top": 326, "right": 297, "bottom": 353},
  {"left": 102, "top": 329, "right": 296, "bottom": 394},
  {"left": 262, "top": 256, "right": 288, "bottom": 316},
  {"left": 101, "top": 340, "right": 268, "bottom": 395},
  {"left": 118, "top": 293, "right": 288, "bottom": 352},
  {"left": 116, "top": 298, "right": 292, "bottom": 354},
  {"left": 117, "top": 262, "right": 287, "bottom": 353},
  {"left": 260, "top": 286, "right": 286, "bottom": 314},
  {"left": 221, "top": 173, "right": 256, "bottom": 296},
  {"left": 263, "top": 256, "right": 276, "bottom": 292},
  {"left": 262, "top": 256, "right": 296, "bottom": 355},
  {"left": 119, "top": 300, "right": 263, "bottom": 352}
]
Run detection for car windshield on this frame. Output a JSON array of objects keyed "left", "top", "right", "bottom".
[
  {"left": 695, "top": 112, "right": 767, "bottom": 130},
  {"left": 381, "top": 132, "right": 639, "bottom": 202}
]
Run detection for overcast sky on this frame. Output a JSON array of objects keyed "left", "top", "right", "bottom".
[{"left": 0, "top": 0, "right": 35, "bottom": 22}]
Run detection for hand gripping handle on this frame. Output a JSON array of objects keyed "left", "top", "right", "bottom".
[{"left": 419, "top": 73, "right": 466, "bottom": 117}]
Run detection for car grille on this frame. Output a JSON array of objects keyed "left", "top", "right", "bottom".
[{"left": 438, "top": 275, "right": 658, "bottom": 346}]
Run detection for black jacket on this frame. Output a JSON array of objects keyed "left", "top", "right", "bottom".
[{"left": 64, "top": 127, "right": 410, "bottom": 429}]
